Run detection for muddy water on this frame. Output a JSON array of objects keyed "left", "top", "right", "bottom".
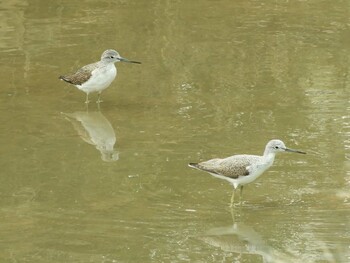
[{"left": 0, "top": 0, "right": 349, "bottom": 262}]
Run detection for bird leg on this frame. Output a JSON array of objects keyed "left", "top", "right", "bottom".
[
  {"left": 96, "top": 92, "right": 103, "bottom": 103},
  {"left": 239, "top": 186, "right": 243, "bottom": 206},
  {"left": 85, "top": 93, "right": 90, "bottom": 104},
  {"left": 230, "top": 204, "right": 237, "bottom": 222},
  {"left": 240, "top": 186, "right": 243, "bottom": 200},
  {"left": 230, "top": 190, "right": 235, "bottom": 207}
]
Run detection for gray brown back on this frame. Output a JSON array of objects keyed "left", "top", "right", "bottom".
[
  {"left": 194, "top": 154, "right": 261, "bottom": 179},
  {"left": 59, "top": 62, "right": 98, "bottom": 86}
]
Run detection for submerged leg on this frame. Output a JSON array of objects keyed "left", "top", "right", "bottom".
[
  {"left": 85, "top": 93, "right": 90, "bottom": 104},
  {"left": 96, "top": 92, "right": 103, "bottom": 103}
]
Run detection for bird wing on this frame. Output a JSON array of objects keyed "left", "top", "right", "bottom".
[
  {"left": 194, "top": 155, "right": 261, "bottom": 179},
  {"left": 59, "top": 62, "right": 98, "bottom": 85}
]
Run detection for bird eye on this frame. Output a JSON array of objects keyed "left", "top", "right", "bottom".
[{"left": 274, "top": 146, "right": 279, "bottom": 149}]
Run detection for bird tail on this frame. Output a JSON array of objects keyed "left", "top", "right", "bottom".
[
  {"left": 59, "top": 75, "right": 73, "bottom": 84},
  {"left": 188, "top": 163, "right": 199, "bottom": 169}
]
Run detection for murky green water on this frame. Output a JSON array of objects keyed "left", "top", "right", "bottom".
[{"left": 0, "top": 0, "right": 349, "bottom": 262}]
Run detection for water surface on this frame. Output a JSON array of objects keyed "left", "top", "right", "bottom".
[{"left": 0, "top": 0, "right": 349, "bottom": 262}]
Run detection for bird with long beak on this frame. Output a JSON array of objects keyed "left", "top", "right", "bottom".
[
  {"left": 59, "top": 49, "right": 141, "bottom": 104},
  {"left": 188, "top": 139, "right": 306, "bottom": 206}
]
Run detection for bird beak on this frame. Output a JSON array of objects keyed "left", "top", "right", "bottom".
[
  {"left": 284, "top": 147, "right": 306, "bottom": 154},
  {"left": 118, "top": 57, "right": 141, "bottom": 64}
]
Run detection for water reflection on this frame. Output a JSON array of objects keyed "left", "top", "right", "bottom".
[
  {"left": 62, "top": 110, "right": 119, "bottom": 162},
  {"left": 197, "top": 211, "right": 295, "bottom": 263}
]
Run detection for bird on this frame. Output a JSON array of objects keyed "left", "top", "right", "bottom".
[
  {"left": 59, "top": 49, "right": 141, "bottom": 104},
  {"left": 188, "top": 139, "right": 306, "bottom": 206}
]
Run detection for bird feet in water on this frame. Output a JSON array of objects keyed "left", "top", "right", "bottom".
[
  {"left": 229, "top": 186, "right": 244, "bottom": 208},
  {"left": 84, "top": 93, "right": 90, "bottom": 104},
  {"left": 96, "top": 93, "right": 103, "bottom": 104}
]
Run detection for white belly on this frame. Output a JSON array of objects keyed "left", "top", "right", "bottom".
[{"left": 78, "top": 64, "right": 117, "bottom": 94}]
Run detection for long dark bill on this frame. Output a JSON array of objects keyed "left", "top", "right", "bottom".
[
  {"left": 284, "top": 148, "right": 306, "bottom": 154},
  {"left": 119, "top": 57, "right": 141, "bottom": 64}
]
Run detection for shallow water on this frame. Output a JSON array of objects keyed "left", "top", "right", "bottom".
[{"left": 0, "top": 0, "right": 349, "bottom": 262}]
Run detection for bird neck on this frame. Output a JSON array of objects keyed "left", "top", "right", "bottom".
[
  {"left": 262, "top": 151, "right": 276, "bottom": 167},
  {"left": 97, "top": 61, "right": 117, "bottom": 72},
  {"left": 100, "top": 60, "right": 116, "bottom": 67}
]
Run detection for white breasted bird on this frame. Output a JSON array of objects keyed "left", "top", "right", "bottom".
[
  {"left": 60, "top": 49, "right": 141, "bottom": 104},
  {"left": 189, "top": 139, "right": 306, "bottom": 206}
]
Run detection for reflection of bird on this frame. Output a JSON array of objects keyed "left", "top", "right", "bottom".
[
  {"left": 63, "top": 111, "right": 119, "bottom": 162},
  {"left": 189, "top": 139, "right": 306, "bottom": 205},
  {"left": 198, "top": 222, "right": 295, "bottom": 263},
  {"left": 59, "top": 49, "right": 141, "bottom": 104}
]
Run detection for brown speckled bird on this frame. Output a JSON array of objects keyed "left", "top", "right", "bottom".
[
  {"left": 60, "top": 49, "right": 141, "bottom": 104},
  {"left": 189, "top": 139, "right": 306, "bottom": 206}
]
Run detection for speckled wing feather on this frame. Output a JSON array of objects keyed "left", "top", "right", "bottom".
[
  {"left": 192, "top": 154, "right": 261, "bottom": 179},
  {"left": 59, "top": 62, "right": 98, "bottom": 85}
]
